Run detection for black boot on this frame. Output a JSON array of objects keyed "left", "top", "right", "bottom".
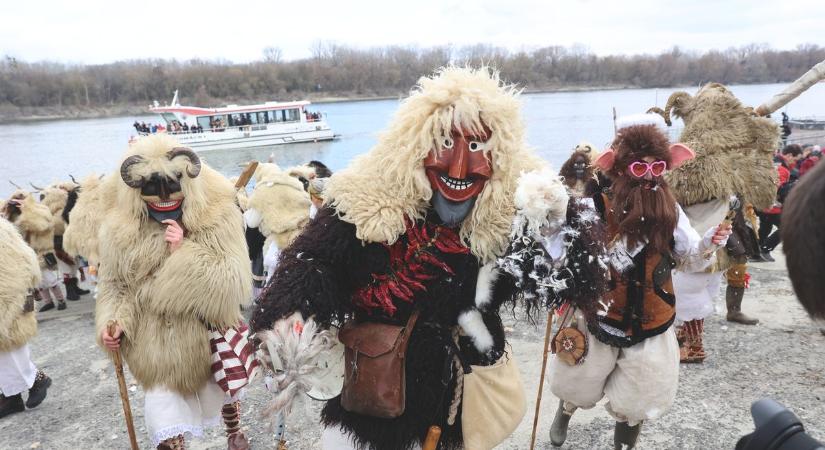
[
  {"left": 0, "top": 393, "right": 25, "bottom": 419},
  {"left": 38, "top": 301, "right": 55, "bottom": 312},
  {"left": 614, "top": 421, "right": 642, "bottom": 449},
  {"left": 64, "top": 278, "right": 80, "bottom": 301},
  {"left": 26, "top": 370, "right": 51, "bottom": 408},
  {"left": 761, "top": 251, "right": 775, "bottom": 262},
  {"left": 57, "top": 300, "right": 66, "bottom": 311},
  {"left": 549, "top": 400, "right": 575, "bottom": 447},
  {"left": 72, "top": 277, "right": 90, "bottom": 296},
  {"left": 726, "top": 286, "right": 759, "bottom": 325}
]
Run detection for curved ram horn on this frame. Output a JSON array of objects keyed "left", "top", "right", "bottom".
[
  {"left": 646, "top": 107, "right": 670, "bottom": 126},
  {"left": 120, "top": 155, "right": 147, "bottom": 188},
  {"left": 167, "top": 147, "right": 201, "bottom": 178},
  {"left": 99, "top": 174, "right": 105, "bottom": 180},
  {"left": 8, "top": 180, "right": 22, "bottom": 189},
  {"left": 664, "top": 91, "right": 692, "bottom": 125},
  {"left": 69, "top": 174, "right": 78, "bottom": 184},
  {"left": 29, "top": 182, "right": 45, "bottom": 191}
]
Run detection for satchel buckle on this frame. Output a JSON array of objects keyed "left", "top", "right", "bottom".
[{"left": 350, "top": 348, "right": 359, "bottom": 382}]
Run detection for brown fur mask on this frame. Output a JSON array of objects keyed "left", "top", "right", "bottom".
[
  {"left": 559, "top": 152, "right": 594, "bottom": 189},
  {"left": 605, "top": 124, "right": 679, "bottom": 254},
  {"left": 781, "top": 160, "right": 825, "bottom": 319}
]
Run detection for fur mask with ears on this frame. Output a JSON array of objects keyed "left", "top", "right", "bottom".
[{"left": 593, "top": 115, "right": 695, "bottom": 254}]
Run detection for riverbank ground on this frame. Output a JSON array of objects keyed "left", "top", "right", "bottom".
[{"left": 1, "top": 247, "right": 822, "bottom": 449}]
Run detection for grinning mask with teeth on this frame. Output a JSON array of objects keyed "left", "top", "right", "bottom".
[
  {"left": 120, "top": 147, "right": 201, "bottom": 223},
  {"left": 424, "top": 126, "right": 493, "bottom": 226}
]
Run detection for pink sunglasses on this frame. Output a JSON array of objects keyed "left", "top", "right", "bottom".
[{"left": 628, "top": 160, "right": 668, "bottom": 178}]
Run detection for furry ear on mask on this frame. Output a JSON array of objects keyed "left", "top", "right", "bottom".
[
  {"left": 669, "top": 143, "right": 695, "bottom": 169},
  {"left": 593, "top": 148, "right": 615, "bottom": 171}
]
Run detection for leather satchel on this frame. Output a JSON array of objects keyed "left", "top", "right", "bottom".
[{"left": 338, "top": 311, "right": 419, "bottom": 418}]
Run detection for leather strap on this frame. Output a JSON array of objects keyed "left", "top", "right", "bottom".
[{"left": 396, "top": 310, "right": 420, "bottom": 357}]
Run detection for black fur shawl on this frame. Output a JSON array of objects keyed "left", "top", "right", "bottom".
[{"left": 251, "top": 207, "right": 518, "bottom": 450}]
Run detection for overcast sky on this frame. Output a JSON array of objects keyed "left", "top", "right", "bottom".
[{"left": 2, "top": 0, "right": 824, "bottom": 64}]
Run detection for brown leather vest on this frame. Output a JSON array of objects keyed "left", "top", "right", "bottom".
[{"left": 592, "top": 194, "right": 676, "bottom": 347}]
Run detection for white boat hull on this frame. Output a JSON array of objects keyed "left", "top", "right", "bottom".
[{"left": 150, "top": 127, "right": 335, "bottom": 151}]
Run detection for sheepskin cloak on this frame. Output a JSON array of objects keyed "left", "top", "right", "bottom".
[
  {"left": 661, "top": 83, "right": 780, "bottom": 211},
  {"left": 96, "top": 137, "right": 252, "bottom": 395},
  {"left": 10, "top": 193, "right": 55, "bottom": 270},
  {"left": 0, "top": 217, "right": 41, "bottom": 352},
  {"left": 63, "top": 174, "right": 113, "bottom": 266}
]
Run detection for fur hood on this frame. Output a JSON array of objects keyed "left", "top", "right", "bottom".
[
  {"left": 9, "top": 192, "right": 55, "bottom": 265},
  {"left": 63, "top": 174, "right": 114, "bottom": 265},
  {"left": 96, "top": 135, "right": 252, "bottom": 394},
  {"left": 246, "top": 163, "right": 312, "bottom": 250},
  {"left": 40, "top": 185, "right": 69, "bottom": 236},
  {"left": 654, "top": 83, "right": 779, "bottom": 210},
  {"left": 325, "top": 66, "right": 543, "bottom": 263},
  {"left": 0, "top": 217, "right": 41, "bottom": 351}
]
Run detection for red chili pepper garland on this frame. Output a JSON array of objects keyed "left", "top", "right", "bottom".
[{"left": 354, "top": 218, "right": 469, "bottom": 316}]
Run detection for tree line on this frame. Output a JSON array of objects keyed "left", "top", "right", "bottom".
[{"left": 1, "top": 43, "right": 823, "bottom": 116}]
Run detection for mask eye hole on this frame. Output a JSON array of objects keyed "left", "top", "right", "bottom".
[
  {"left": 175, "top": 172, "right": 183, "bottom": 180},
  {"left": 469, "top": 141, "right": 481, "bottom": 152},
  {"left": 443, "top": 137, "right": 454, "bottom": 149}
]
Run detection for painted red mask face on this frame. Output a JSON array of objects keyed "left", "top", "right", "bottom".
[{"left": 424, "top": 127, "right": 493, "bottom": 203}]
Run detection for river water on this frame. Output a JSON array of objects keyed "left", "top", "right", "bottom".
[{"left": 1, "top": 82, "right": 823, "bottom": 198}]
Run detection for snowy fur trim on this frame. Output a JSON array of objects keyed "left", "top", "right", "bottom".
[
  {"left": 616, "top": 113, "right": 668, "bottom": 133},
  {"left": 474, "top": 262, "right": 499, "bottom": 309},
  {"left": 458, "top": 308, "right": 494, "bottom": 353},
  {"left": 512, "top": 168, "right": 569, "bottom": 237}
]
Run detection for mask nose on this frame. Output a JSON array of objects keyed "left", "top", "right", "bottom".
[{"left": 447, "top": 140, "right": 469, "bottom": 179}]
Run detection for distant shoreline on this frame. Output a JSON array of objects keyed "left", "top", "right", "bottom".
[{"left": 0, "top": 83, "right": 773, "bottom": 125}]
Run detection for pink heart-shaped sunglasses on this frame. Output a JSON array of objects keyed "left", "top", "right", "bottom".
[{"left": 628, "top": 160, "right": 668, "bottom": 178}]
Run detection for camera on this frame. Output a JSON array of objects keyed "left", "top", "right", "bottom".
[{"left": 736, "top": 398, "right": 824, "bottom": 450}]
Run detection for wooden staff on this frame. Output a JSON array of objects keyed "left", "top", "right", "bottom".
[
  {"left": 529, "top": 311, "right": 555, "bottom": 450},
  {"left": 108, "top": 321, "right": 139, "bottom": 450},
  {"left": 235, "top": 161, "right": 259, "bottom": 190},
  {"left": 422, "top": 425, "right": 442, "bottom": 450}
]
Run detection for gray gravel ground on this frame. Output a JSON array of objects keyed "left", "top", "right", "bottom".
[{"left": 1, "top": 249, "right": 823, "bottom": 449}]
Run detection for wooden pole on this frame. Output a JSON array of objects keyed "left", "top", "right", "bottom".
[
  {"left": 108, "top": 322, "right": 139, "bottom": 450},
  {"left": 235, "top": 161, "right": 259, "bottom": 190},
  {"left": 422, "top": 425, "right": 442, "bottom": 450},
  {"left": 529, "top": 311, "right": 555, "bottom": 450},
  {"left": 755, "top": 59, "right": 825, "bottom": 116}
]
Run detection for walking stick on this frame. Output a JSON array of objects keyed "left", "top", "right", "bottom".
[
  {"left": 422, "top": 425, "right": 442, "bottom": 450},
  {"left": 107, "top": 321, "right": 139, "bottom": 450},
  {"left": 529, "top": 311, "right": 555, "bottom": 450}
]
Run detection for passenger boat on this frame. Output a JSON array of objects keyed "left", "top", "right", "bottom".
[{"left": 137, "top": 91, "right": 335, "bottom": 150}]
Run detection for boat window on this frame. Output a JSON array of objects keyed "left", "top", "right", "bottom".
[
  {"left": 286, "top": 108, "right": 300, "bottom": 122},
  {"left": 249, "top": 113, "right": 259, "bottom": 125},
  {"left": 161, "top": 113, "right": 177, "bottom": 124},
  {"left": 258, "top": 112, "right": 269, "bottom": 124},
  {"left": 197, "top": 116, "right": 210, "bottom": 130}
]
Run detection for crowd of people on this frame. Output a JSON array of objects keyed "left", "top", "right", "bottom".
[
  {"left": 753, "top": 143, "right": 822, "bottom": 262},
  {"left": 2, "top": 67, "right": 824, "bottom": 450}
]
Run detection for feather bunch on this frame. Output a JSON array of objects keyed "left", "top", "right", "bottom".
[{"left": 256, "top": 313, "right": 343, "bottom": 425}]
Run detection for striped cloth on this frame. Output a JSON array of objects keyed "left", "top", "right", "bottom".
[{"left": 209, "top": 323, "right": 260, "bottom": 397}]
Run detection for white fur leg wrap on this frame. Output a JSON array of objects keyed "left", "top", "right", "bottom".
[
  {"left": 474, "top": 262, "right": 498, "bottom": 309},
  {"left": 458, "top": 309, "right": 494, "bottom": 353}
]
